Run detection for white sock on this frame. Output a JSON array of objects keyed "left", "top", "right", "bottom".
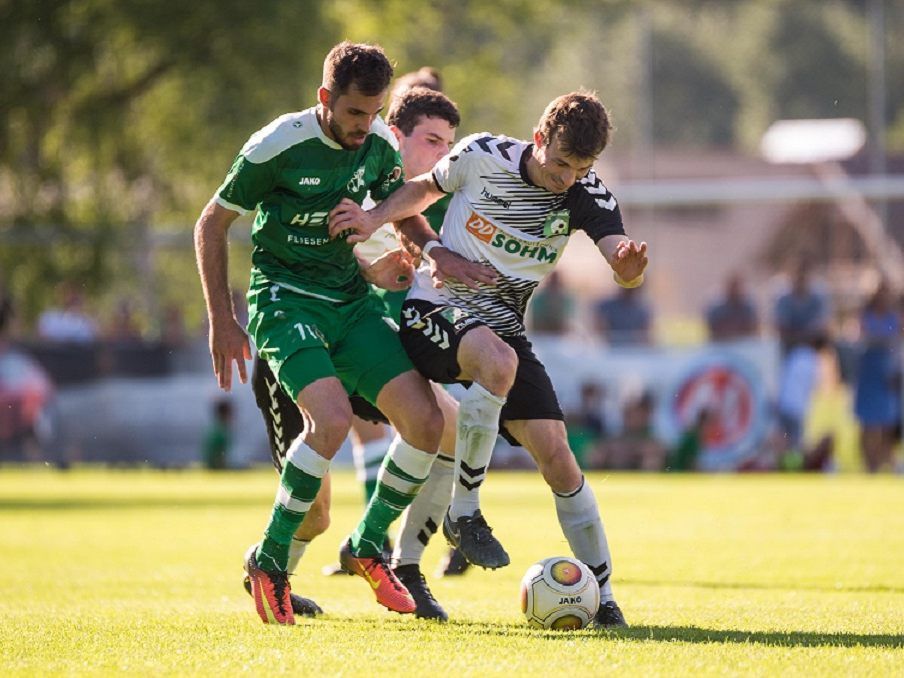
[
  {"left": 393, "top": 453, "right": 455, "bottom": 567},
  {"left": 450, "top": 383, "right": 505, "bottom": 520},
  {"left": 554, "top": 477, "right": 614, "bottom": 602},
  {"left": 353, "top": 432, "right": 392, "bottom": 484},
  {"left": 287, "top": 537, "right": 308, "bottom": 575}
]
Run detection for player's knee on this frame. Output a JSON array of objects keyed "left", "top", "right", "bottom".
[
  {"left": 308, "top": 406, "right": 353, "bottom": 454},
  {"left": 476, "top": 342, "right": 518, "bottom": 395}
]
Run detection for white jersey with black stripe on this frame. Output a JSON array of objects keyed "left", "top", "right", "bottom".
[{"left": 407, "top": 132, "right": 625, "bottom": 336}]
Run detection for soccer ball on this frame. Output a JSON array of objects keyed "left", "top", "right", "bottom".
[{"left": 520, "top": 556, "right": 600, "bottom": 630}]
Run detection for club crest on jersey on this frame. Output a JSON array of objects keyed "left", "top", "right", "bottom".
[
  {"left": 465, "top": 212, "right": 497, "bottom": 243},
  {"left": 347, "top": 165, "right": 366, "bottom": 193},
  {"left": 380, "top": 165, "right": 403, "bottom": 192},
  {"left": 542, "top": 210, "right": 570, "bottom": 237}
]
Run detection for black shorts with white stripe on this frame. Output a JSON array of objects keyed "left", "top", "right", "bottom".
[
  {"left": 251, "top": 356, "right": 388, "bottom": 472},
  {"left": 399, "top": 299, "right": 563, "bottom": 445}
]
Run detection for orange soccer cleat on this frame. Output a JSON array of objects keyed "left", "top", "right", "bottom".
[
  {"left": 244, "top": 544, "right": 295, "bottom": 625},
  {"left": 339, "top": 541, "right": 416, "bottom": 614}
]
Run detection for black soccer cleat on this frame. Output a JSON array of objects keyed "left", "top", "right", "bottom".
[
  {"left": 442, "top": 509, "right": 510, "bottom": 570},
  {"left": 437, "top": 547, "right": 472, "bottom": 578},
  {"left": 393, "top": 564, "right": 448, "bottom": 621},
  {"left": 593, "top": 600, "right": 628, "bottom": 629},
  {"left": 242, "top": 575, "right": 323, "bottom": 617}
]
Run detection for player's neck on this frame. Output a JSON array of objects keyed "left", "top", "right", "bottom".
[
  {"left": 316, "top": 105, "right": 338, "bottom": 144},
  {"left": 524, "top": 149, "right": 543, "bottom": 188}
]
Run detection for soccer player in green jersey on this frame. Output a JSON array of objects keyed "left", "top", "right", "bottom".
[{"left": 194, "top": 42, "right": 492, "bottom": 625}]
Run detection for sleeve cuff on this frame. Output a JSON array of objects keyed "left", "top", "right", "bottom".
[{"left": 214, "top": 196, "right": 250, "bottom": 216}]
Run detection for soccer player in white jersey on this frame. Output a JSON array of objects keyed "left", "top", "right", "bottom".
[{"left": 329, "top": 90, "right": 647, "bottom": 627}]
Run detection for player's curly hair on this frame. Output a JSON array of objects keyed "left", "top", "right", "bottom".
[
  {"left": 322, "top": 41, "right": 394, "bottom": 97},
  {"left": 535, "top": 90, "right": 612, "bottom": 159},
  {"left": 387, "top": 87, "right": 460, "bottom": 136}
]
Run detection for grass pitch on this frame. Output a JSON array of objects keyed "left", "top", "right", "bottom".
[{"left": 0, "top": 468, "right": 901, "bottom": 676}]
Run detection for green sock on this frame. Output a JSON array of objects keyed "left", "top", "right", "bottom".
[
  {"left": 351, "top": 437, "right": 434, "bottom": 557},
  {"left": 256, "top": 438, "right": 329, "bottom": 572}
]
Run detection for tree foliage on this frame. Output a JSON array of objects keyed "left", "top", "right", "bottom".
[{"left": 1, "top": 0, "right": 901, "bottom": 326}]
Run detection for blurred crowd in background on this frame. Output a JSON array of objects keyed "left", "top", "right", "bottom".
[{"left": 1, "top": 254, "right": 901, "bottom": 474}]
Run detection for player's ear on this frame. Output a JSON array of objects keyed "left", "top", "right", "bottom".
[
  {"left": 317, "top": 87, "right": 331, "bottom": 108},
  {"left": 390, "top": 125, "right": 404, "bottom": 144},
  {"left": 533, "top": 129, "right": 546, "bottom": 148}
]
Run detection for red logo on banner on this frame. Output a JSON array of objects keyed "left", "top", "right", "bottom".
[{"left": 674, "top": 365, "right": 753, "bottom": 449}]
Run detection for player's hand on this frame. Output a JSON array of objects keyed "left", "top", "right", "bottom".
[
  {"left": 363, "top": 247, "right": 416, "bottom": 292},
  {"left": 328, "top": 198, "right": 379, "bottom": 244},
  {"left": 429, "top": 247, "right": 498, "bottom": 290},
  {"left": 208, "top": 318, "right": 251, "bottom": 392},
  {"left": 611, "top": 239, "right": 648, "bottom": 284}
]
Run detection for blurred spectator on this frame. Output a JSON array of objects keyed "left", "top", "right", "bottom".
[
  {"left": 667, "top": 407, "right": 716, "bottom": 471},
  {"left": 161, "top": 303, "right": 189, "bottom": 348},
  {"left": 106, "top": 299, "right": 142, "bottom": 342},
  {"left": 565, "top": 381, "right": 608, "bottom": 468},
  {"left": 201, "top": 398, "right": 234, "bottom": 470},
  {"left": 593, "top": 286, "right": 652, "bottom": 346},
  {"left": 775, "top": 336, "right": 827, "bottom": 457},
  {"left": 594, "top": 391, "right": 665, "bottom": 470},
  {"left": 37, "top": 283, "right": 98, "bottom": 343},
  {"left": 853, "top": 281, "right": 902, "bottom": 472},
  {"left": 705, "top": 273, "right": 758, "bottom": 342},
  {"left": 0, "top": 283, "right": 12, "bottom": 343},
  {"left": 528, "top": 271, "right": 576, "bottom": 335},
  {"left": 773, "top": 260, "right": 831, "bottom": 355}
]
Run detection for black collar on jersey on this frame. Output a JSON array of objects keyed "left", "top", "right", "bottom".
[{"left": 519, "top": 143, "right": 538, "bottom": 187}]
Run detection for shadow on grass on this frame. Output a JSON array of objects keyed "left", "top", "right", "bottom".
[
  {"left": 623, "top": 578, "right": 904, "bottom": 595},
  {"left": 0, "top": 497, "right": 266, "bottom": 510},
  {"left": 313, "top": 616, "right": 903, "bottom": 648}
]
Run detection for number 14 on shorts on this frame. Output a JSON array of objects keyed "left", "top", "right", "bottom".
[{"left": 294, "top": 322, "right": 327, "bottom": 346}]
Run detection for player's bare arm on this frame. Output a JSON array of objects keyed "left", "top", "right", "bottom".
[
  {"left": 393, "top": 213, "right": 498, "bottom": 291},
  {"left": 597, "top": 234, "right": 648, "bottom": 286},
  {"left": 193, "top": 199, "right": 252, "bottom": 391},
  {"left": 328, "top": 173, "right": 444, "bottom": 243}
]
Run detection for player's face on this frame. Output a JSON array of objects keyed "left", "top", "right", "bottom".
[
  {"left": 397, "top": 116, "right": 456, "bottom": 178},
  {"left": 532, "top": 132, "right": 596, "bottom": 194},
  {"left": 320, "top": 84, "right": 386, "bottom": 150}
]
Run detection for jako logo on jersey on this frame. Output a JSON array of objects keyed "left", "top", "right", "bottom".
[
  {"left": 298, "top": 177, "right": 321, "bottom": 186},
  {"left": 289, "top": 211, "right": 328, "bottom": 226},
  {"left": 489, "top": 232, "right": 558, "bottom": 263},
  {"left": 347, "top": 166, "right": 366, "bottom": 192},
  {"left": 465, "top": 212, "right": 497, "bottom": 243}
]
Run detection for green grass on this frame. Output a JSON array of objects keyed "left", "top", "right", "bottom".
[{"left": 1, "top": 469, "right": 901, "bottom": 676}]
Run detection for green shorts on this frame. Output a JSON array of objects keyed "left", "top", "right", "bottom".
[
  {"left": 247, "top": 280, "right": 414, "bottom": 405},
  {"left": 373, "top": 287, "right": 407, "bottom": 325}
]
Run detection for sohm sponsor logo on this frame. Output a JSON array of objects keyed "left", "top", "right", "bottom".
[{"left": 489, "top": 232, "right": 558, "bottom": 263}]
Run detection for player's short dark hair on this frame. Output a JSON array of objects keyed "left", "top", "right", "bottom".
[
  {"left": 322, "top": 41, "right": 394, "bottom": 97},
  {"left": 536, "top": 90, "right": 612, "bottom": 159},
  {"left": 387, "top": 87, "right": 460, "bottom": 136},
  {"left": 391, "top": 66, "right": 443, "bottom": 99}
]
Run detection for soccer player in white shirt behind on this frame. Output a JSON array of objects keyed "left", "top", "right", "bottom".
[{"left": 329, "top": 90, "right": 647, "bottom": 627}]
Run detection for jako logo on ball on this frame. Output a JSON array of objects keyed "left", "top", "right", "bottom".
[{"left": 520, "top": 556, "right": 599, "bottom": 630}]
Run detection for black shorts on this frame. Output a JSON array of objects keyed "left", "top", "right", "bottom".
[
  {"left": 251, "top": 356, "right": 388, "bottom": 472},
  {"left": 399, "top": 299, "right": 563, "bottom": 445}
]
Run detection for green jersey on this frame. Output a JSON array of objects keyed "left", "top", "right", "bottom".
[{"left": 216, "top": 106, "right": 405, "bottom": 303}]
